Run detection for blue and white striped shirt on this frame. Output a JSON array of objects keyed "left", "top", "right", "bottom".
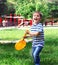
[{"left": 30, "top": 23, "right": 44, "bottom": 47}]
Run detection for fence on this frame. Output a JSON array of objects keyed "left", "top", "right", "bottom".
[
  {"left": 0, "top": 14, "right": 32, "bottom": 27},
  {"left": 0, "top": 13, "right": 58, "bottom": 27}
]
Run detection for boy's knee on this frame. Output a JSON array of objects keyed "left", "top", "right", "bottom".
[{"left": 33, "top": 53, "right": 38, "bottom": 59}]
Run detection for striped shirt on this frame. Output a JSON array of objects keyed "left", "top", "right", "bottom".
[{"left": 30, "top": 23, "right": 44, "bottom": 47}]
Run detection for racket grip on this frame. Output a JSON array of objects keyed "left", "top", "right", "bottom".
[
  {"left": 23, "top": 30, "right": 29, "bottom": 40},
  {"left": 23, "top": 33, "right": 27, "bottom": 40}
]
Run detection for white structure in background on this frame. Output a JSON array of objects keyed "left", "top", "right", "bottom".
[{"left": 2, "top": 19, "right": 8, "bottom": 27}]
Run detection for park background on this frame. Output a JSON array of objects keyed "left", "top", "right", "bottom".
[{"left": 0, "top": 0, "right": 58, "bottom": 65}]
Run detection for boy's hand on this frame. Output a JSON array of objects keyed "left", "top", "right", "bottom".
[
  {"left": 25, "top": 30, "right": 29, "bottom": 34},
  {"left": 23, "top": 35, "right": 30, "bottom": 39},
  {"left": 23, "top": 30, "right": 29, "bottom": 39},
  {"left": 23, "top": 35, "right": 27, "bottom": 39}
]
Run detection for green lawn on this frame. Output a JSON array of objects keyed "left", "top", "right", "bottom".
[
  {"left": 0, "top": 28, "right": 58, "bottom": 65},
  {"left": 0, "top": 29, "right": 25, "bottom": 40}
]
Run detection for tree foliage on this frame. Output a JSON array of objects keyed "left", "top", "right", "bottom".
[
  {"left": 14, "top": 0, "right": 58, "bottom": 19},
  {"left": 0, "top": 0, "right": 7, "bottom": 15},
  {"left": 14, "top": 0, "right": 50, "bottom": 19}
]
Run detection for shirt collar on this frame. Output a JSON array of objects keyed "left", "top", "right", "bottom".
[{"left": 33, "top": 22, "right": 41, "bottom": 26}]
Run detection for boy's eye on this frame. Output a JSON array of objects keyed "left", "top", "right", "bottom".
[
  {"left": 33, "top": 15, "right": 40, "bottom": 17},
  {"left": 37, "top": 15, "right": 40, "bottom": 17}
]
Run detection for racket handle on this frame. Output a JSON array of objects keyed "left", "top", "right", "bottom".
[
  {"left": 23, "top": 33, "right": 27, "bottom": 40},
  {"left": 23, "top": 30, "right": 29, "bottom": 40}
]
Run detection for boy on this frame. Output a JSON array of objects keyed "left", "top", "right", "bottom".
[{"left": 24, "top": 11, "right": 44, "bottom": 65}]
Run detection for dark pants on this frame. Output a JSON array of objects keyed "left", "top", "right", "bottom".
[{"left": 32, "top": 46, "right": 43, "bottom": 65}]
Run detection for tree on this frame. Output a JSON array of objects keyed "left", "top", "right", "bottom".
[
  {"left": 15, "top": 0, "right": 49, "bottom": 19},
  {"left": 0, "top": 0, "right": 7, "bottom": 15}
]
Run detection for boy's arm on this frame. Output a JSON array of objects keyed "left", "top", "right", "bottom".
[
  {"left": 29, "top": 32, "right": 40, "bottom": 37},
  {"left": 23, "top": 30, "right": 40, "bottom": 38}
]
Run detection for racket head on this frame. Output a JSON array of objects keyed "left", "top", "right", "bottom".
[{"left": 15, "top": 39, "right": 26, "bottom": 50}]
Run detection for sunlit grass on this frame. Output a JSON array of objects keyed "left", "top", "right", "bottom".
[{"left": 0, "top": 29, "right": 25, "bottom": 40}]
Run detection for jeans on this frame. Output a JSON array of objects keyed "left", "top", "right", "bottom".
[{"left": 32, "top": 46, "right": 43, "bottom": 65}]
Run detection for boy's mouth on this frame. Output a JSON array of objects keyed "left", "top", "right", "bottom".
[{"left": 34, "top": 18, "right": 38, "bottom": 20}]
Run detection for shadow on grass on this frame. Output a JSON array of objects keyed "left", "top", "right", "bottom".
[
  {"left": 0, "top": 41, "right": 58, "bottom": 65},
  {"left": 0, "top": 43, "right": 32, "bottom": 59}
]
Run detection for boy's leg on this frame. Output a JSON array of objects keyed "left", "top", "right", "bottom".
[{"left": 32, "top": 46, "right": 43, "bottom": 65}]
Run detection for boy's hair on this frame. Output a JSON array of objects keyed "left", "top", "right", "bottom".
[{"left": 33, "top": 11, "right": 43, "bottom": 18}]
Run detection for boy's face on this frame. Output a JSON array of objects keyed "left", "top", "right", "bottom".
[{"left": 33, "top": 12, "right": 41, "bottom": 24}]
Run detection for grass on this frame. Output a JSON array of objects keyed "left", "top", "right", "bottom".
[
  {"left": 0, "top": 28, "right": 58, "bottom": 65},
  {"left": 0, "top": 29, "right": 25, "bottom": 40}
]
